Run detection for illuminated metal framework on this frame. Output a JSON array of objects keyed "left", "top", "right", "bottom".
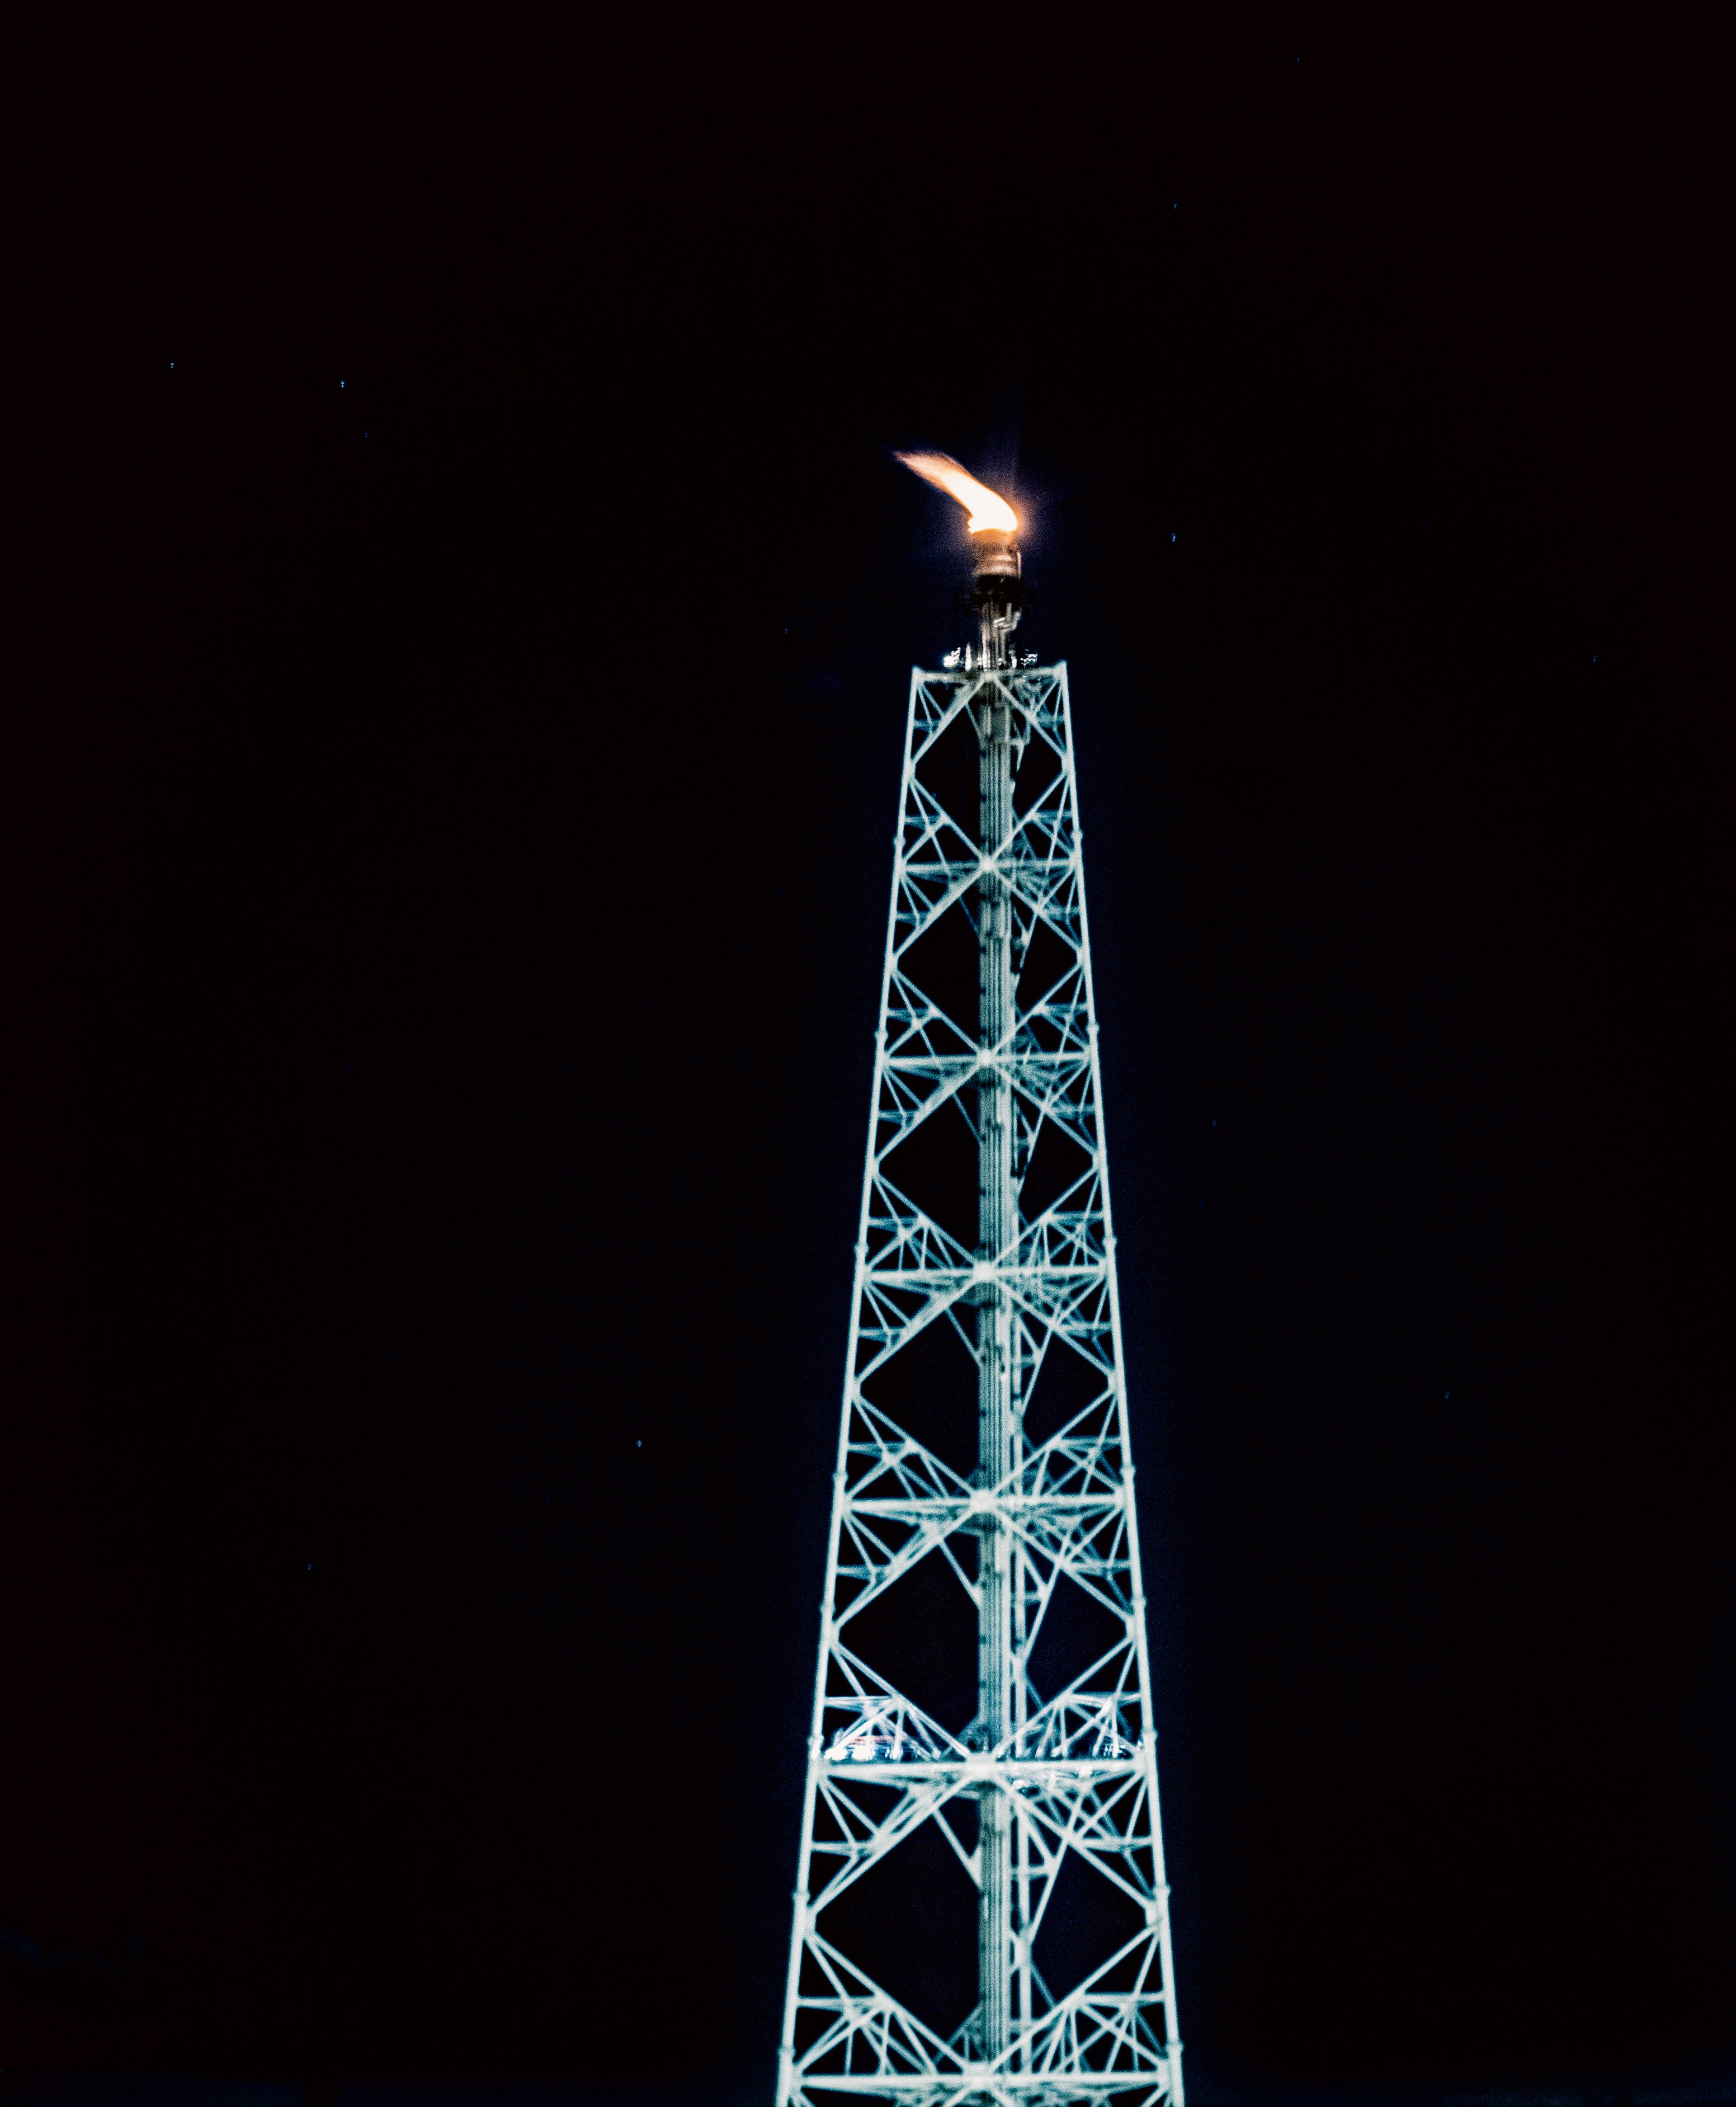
[{"left": 778, "top": 660, "right": 1184, "bottom": 2107}]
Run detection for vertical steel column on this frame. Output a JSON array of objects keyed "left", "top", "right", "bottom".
[
  {"left": 976, "top": 674, "right": 1014, "bottom": 2065},
  {"left": 1012, "top": 1301, "right": 1033, "bottom": 2057}
]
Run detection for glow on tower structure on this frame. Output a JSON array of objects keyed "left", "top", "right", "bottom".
[{"left": 776, "top": 456, "right": 1184, "bottom": 2107}]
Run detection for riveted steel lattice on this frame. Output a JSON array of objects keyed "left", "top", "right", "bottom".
[{"left": 777, "top": 663, "right": 1184, "bottom": 2107}]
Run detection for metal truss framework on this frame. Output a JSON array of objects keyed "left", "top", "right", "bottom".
[{"left": 778, "top": 665, "right": 1184, "bottom": 2107}]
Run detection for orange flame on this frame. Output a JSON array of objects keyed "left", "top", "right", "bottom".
[{"left": 895, "top": 451, "right": 1019, "bottom": 534}]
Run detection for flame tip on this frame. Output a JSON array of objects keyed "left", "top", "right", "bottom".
[{"left": 896, "top": 449, "right": 1019, "bottom": 536}]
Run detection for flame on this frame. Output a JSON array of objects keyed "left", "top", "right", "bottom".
[{"left": 895, "top": 451, "right": 1019, "bottom": 534}]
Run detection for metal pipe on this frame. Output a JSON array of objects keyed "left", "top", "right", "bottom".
[
  {"left": 976, "top": 671, "right": 1016, "bottom": 2064},
  {"left": 972, "top": 528, "right": 1023, "bottom": 669}
]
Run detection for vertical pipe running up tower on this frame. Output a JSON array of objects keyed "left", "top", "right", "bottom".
[{"left": 972, "top": 524, "right": 1022, "bottom": 2066}]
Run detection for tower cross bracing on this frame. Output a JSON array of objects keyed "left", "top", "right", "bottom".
[{"left": 778, "top": 660, "right": 1184, "bottom": 2107}]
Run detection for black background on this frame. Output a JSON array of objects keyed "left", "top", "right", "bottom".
[{"left": 8, "top": 28, "right": 1729, "bottom": 2105}]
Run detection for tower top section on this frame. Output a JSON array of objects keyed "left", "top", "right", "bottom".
[{"left": 895, "top": 449, "right": 1026, "bottom": 671}]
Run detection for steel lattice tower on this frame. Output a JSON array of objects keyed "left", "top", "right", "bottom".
[{"left": 777, "top": 478, "right": 1183, "bottom": 2107}]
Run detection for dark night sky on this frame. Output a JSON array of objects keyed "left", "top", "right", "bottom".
[{"left": 8, "top": 31, "right": 1729, "bottom": 2105}]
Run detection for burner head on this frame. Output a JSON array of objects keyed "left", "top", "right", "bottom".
[{"left": 971, "top": 528, "right": 1021, "bottom": 581}]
